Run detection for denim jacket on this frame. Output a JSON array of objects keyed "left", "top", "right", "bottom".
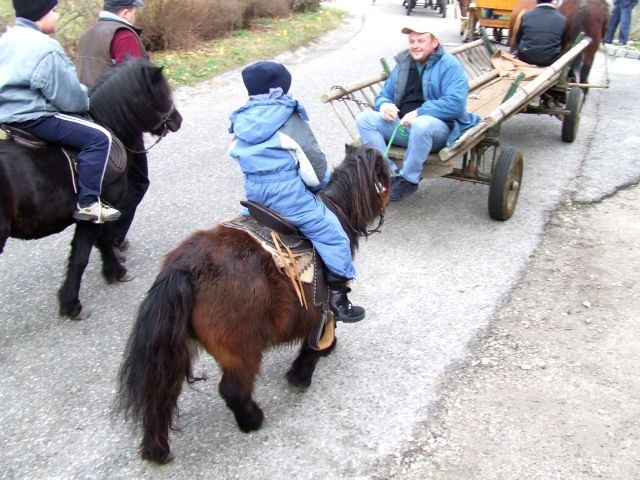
[{"left": 0, "top": 18, "right": 89, "bottom": 124}]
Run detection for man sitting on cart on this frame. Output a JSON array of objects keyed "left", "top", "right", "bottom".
[
  {"left": 515, "top": 0, "right": 567, "bottom": 67},
  {"left": 356, "top": 23, "right": 480, "bottom": 202}
]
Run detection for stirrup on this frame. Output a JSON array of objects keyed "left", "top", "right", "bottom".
[{"left": 308, "top": 310, "right": 335, "bottom": 350}]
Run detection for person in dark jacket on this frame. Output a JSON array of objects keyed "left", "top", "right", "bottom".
[
  {"left": 229, "top": 61, "right": 365, "bottom": 323},
  {"left": 76, "top": 0, "right": 147, "bottom": 259},
  {"left": 356, "top": 22, "right": 480, "bottom": 202},
  {"left": 516, "top": 0, "right": 567, "bottom": 67},
  {"left": 0, "top": 0, "right": 120, "bottom": 223}
]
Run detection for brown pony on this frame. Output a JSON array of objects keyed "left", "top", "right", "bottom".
[
  {"left": 509, "top": 0, "right": 609, "bottom": 88},
  {"left": 115, "top": 144, "right": 391, "bottom": 464}
]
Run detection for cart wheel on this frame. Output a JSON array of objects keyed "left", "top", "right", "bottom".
[
  {"left": 488, "top": 146, "right": 523, "bottom": 221},
  {"left": 441, "top": 0, "right": 447, "bottom": 17},
  {"left": 561, "top": 87, "right": 584, "bottom": 143}
]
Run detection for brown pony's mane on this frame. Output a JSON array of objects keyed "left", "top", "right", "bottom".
[{"left": 319, "top": 145, "right": 391, "bottom": 253}]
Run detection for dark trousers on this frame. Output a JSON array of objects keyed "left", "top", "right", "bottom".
[
  {"left": 13, "top": 113, "right": 111, "bottom": 206},
  {"left": 107, "top": 144, "right": 149, "bottom": 246}
]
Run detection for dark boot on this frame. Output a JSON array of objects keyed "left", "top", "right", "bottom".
[
  {"left": 330, "top": 287, "right": 365, "bottom": 322},
  {"left": 326, "top": 272, "right": 365, "bottom": 323}
]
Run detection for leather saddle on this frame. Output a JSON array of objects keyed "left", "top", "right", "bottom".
[
  {"left": 1, "top": 123, "right": 127, "bottom": 187},
  {"left": 223, "top": 201, "right": 334, "bottom": 350},
  {"left": 241, "top": 200, "right": 299, "bottom": 236}
]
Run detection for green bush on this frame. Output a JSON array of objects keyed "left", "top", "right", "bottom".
[{"left": 289, "top": 0, "right": 321, "bottom": 13}]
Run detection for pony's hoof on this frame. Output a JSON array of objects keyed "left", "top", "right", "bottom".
[
  {"left": 236, "top": 404, "right": 264, "bottom": 432},
  {"left": 142, "top": 448, "right": 174, "bottom": 465},
  {"left": 71, "top": 307, "right": 91, "bottom": 321},
  {"left": 118, "top": 271, "right": 135, "bottom": 282},
  {"left": 286, "top": 372, "right": 311, "bottom": 389},
  {"left": 160, "top": 451, "right": 175, "bottom": 464}
]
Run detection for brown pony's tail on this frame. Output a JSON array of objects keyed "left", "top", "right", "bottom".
[{"left": 115, "top": 266, "right": 202, "bottom": 463}]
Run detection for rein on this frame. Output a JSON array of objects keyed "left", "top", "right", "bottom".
[{"left": 384, "top": 123, "right": 409, "bottom": 158}]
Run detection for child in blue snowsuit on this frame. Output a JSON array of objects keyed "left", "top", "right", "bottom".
[{"left": 229, "top": 61, "right": 364, "bottom": 322}]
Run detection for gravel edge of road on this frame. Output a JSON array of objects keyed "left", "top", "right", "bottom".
[{"left": 368, "top": 183, "right": 640, "bottom": 480}]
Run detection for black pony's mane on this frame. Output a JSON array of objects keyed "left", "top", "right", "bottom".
[
  {"left": 319, "top": 145, "right": 390, "bottom": 253},
  {"left": 88, "top": 58, "right": 169, "bottom": 144}
]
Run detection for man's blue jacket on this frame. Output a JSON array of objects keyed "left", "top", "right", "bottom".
[{"left": 375, "top": 45, "right": 480, "bottom": 147}]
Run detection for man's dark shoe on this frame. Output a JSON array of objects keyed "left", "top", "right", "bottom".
[
  {"left": 112, "top": 238, "right": 129, "bottom": 263},
  {"left": 389, "top": 174, "right": 399, "bottom": 189},
  {"left": 390, "top": 177, "right": 418, "bottom": 202},
  {"left": 115, "top": 238, "right": 130, "bottom": 252},
  {"left": 330, "top": 287, "right": 365, "bottom": 323}
]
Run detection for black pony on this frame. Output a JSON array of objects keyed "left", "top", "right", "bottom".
[
  {"left": 0, "top": 58, "right": 182, "bottom": 319},
  {"left": 115, "top": 144, "right": 391, "bottom": 464}
]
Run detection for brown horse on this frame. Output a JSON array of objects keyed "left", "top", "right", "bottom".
[
  {"left": 508, "top": 0, "right": 609, "bottom": 89},
  {"left": 458, "top": 0, "right": 471, "bottom": 37},
  {"left": 115, "top": 144, "right": 391, "bottom": 464}
]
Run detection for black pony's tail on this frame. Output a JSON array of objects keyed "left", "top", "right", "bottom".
[{"left": 115, "top": 266, "right": 202, "bottom": 463}]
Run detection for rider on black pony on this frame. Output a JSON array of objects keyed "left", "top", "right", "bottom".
[{"left": 0, "top": 0, "right": 120, "bottom": 224}]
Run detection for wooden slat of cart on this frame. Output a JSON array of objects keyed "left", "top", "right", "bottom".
[{"left": 467, "top": 76, "right": 530, "bottom": 118}]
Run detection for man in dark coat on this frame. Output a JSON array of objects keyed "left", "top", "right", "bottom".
[
  {"left": 516, "top": 0, "right": 567, "bottom": 67},
  {"left": 76, "top": 0, "right": 147, "bottom": 260}
]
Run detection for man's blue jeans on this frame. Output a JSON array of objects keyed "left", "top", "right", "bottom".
[
  {"left": 356, "top": 110, "right": 450, "bottom": 184},
  {"left": 605, "top": 1, "right": 636, "bottom": 45}
]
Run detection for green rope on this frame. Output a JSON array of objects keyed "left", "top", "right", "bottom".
[{"left": 384, "top": 123, "right": 409, "bottom": 158}]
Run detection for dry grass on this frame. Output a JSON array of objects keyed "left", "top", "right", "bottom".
[
  {"left": 153, "top": 7, "right": 344, "bottom": 86},
  {"left": 0, "top": 0, "right": 322, "bottom": 52},
  {"left": 136, "top": 0, "right": 317, "bottom": 51}
]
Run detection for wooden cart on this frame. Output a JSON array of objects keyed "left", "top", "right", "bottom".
[
  {"left": 320, "top": 36, "right": 591, "bottom": 221},
  {"left": 403, "top": 0, "right": 447, "bottom": 17},
  {"left": 464, "top": 0, "right": 518, "bottom": 42}
]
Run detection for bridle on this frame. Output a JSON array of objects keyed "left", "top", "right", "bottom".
[
  {"left": 124, "top": 102, "right": 176, "bottom": 154},
  {"left": 322, "top": 178, "right": 387, "bottom": 238},
  {"left": 367, "top": 180, "right": 386, "bottom": 235},
  {"left": 150, "top": 102, "right": 176, "bottom": 135}
]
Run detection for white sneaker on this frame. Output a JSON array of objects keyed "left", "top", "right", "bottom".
[
  {"left": 98, "top": 203, "right": 121, "bottom": 223},
  {"left": 73, "top": 201, "right": 120, "bottom": 223}
]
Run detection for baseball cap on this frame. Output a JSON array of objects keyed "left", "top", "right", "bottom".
[{"left": 401, "top": 21, "right": 436, "bottom": 36}]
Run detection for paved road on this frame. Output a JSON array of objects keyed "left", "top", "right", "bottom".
[{"left": 1, "top": 1, "right": 638, "bottom": 478}]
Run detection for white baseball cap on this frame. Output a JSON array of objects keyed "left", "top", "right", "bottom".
[{"left": 401, "top": 21, "right": 436, "bottom": 36}]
